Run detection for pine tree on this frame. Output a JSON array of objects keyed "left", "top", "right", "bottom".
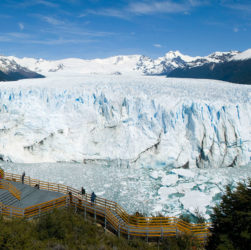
[{"left": 206, "top": 179, "right": 251, "bottom": 250}]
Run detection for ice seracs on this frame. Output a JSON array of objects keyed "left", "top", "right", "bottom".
[{"left": 0, "top": 74, "right": 250, "bottom": 168}]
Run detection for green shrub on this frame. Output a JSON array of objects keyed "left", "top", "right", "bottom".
[{"left": 179, "top": 214, "right": 191, "bottom": 223}]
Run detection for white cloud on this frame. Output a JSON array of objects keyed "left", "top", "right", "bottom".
[
  {"left": 26, "top": 38, "right": 95, "bottom": 45},
  {"left": 41, "top": 16, "right": 65, "bottom": 25},
  {"left": 19, "top": 0, "right": 58, "bottom": 8},
  {"left": 233, "top": 27, "right": 239, "bottom": 32},
  {"left": 128, "top": 1, "right": 189, "bottom": 15},
  {"left": 153, "top": 44, "right": 162, "bottom": 48},
  {"left": 85, "top": 8, "right": 130, "bottom": 19},
  {"left": 85, "top": 0, "right": 206, "bottom": 19},
  {"left": 224, "top": 3, "right": 251, "bottom": 13},
  {"left": 18, "top": 23, "right": 24, "bottom": 30},
  {"left": 36, "top": 0, "right": 58, "bottom": 8}
]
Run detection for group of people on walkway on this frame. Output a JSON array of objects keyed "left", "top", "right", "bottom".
[
  {"left": 80, "top": 187, "right": 97, "bottom": 204},
  {"left": 68, "top": 186, "right": 97, "bottom": 205},
  {"left": 19, "top": 170, "right": 98, "bottom": 206}
]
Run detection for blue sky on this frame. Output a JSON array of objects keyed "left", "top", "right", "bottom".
[{"left": 0, "top": 0, "right": 250, "bottom": 59}]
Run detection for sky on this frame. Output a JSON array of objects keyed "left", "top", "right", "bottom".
[{"left": 0, "top": 0, "right": 250, "bottom": 59}]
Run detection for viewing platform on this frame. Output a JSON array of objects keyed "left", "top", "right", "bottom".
[
  {"left": 0, "top": 168, "right": 210, "bottom": 243},
  {"left": 0, "top": 179, "right": 64, "bottom": 208}
]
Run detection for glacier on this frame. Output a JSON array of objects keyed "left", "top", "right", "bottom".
[
  {"left": 0, "top": 74, "right": 250, "bottom": 219},
  {"left": 0, "top": 74, "right": 250, "bottom": 167}
]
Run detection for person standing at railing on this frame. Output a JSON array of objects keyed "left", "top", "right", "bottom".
[
  {"left": 91, "top": 192, "right": 96, "bottom": 205},
  {"left": 81, "top": 187, "right": 85, "bottom": 195},
  {"left": 21, "top": 172, "right": 25, "bottom": 184},
  {"left": 69, "top": 191, "right": 72, "bottom": 204}
]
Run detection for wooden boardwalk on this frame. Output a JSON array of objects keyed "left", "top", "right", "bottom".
[
  {"left": 0, "top": 169, "right": 210, "bottom": 243},
  {"left": 0, "top": 180, "right": 64, "bottom": 208}
]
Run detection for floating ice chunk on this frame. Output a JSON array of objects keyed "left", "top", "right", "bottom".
[
  {"left": 180, "top": 190, "right": 211, "bottom": 215},
  {"left": 172, "top": 169, "right": 196, "bottom": 179},
  {"left": 176, "top": 182, "right": 195, "bottom": 193},
  {"left": 158, "top": 187, "right": 178, "bottom": 198},
  {"left": 161, "top": 174, "right": 179, "bottom": 186},
  {"left": 150, "top": 170, "right": 159, "bottom": 179}
]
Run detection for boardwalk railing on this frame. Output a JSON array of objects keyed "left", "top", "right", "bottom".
[
  {"left": 1, "top": 171, "right": 210, "bottom": 242},
  {"left": 0, "top": 168, "right": 4, "bottom": 178},
  {"left": 0, "top": 195, "right": 68, "bottom": 218},
  {"left": 0, "top": 179, "right": 21, "bottom": 200}
]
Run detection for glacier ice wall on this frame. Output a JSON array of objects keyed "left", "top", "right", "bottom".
[{"left": 0, "top": 75, "right": 250, "bottom": 168}]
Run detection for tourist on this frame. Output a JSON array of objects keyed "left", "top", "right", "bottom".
[
  {"left": 81, "top": 187, "right": 85, "bottom": 195},
  {"left": 21, "top": 172, "right": 25, "bottom": 184},
  {"left": 91, "top": 192, "right": 96, "bottom": 205}
]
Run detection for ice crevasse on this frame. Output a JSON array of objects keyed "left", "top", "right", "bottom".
[{"left": 0, "top": 74, "right": 250, "bottom": 168}]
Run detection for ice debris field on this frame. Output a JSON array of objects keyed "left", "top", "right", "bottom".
[
  {"left": 1, "top": 162, "right": 250, "bottom": 220},
  {"left": 0, "top": 74, "right": 250, "bottom": 219}
]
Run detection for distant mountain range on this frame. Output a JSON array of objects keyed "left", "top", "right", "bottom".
[
  {"left": 0, "top": 57, "right": 44, "bottom": 82},
  {"left": 1, "top": 49, "right": 251, "bottom": 84}
]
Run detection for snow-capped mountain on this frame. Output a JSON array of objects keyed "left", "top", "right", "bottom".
[
  {"left": 168, "top": 49, "right": 251, "bottom": 85},
  {"left": 9, "top": 55, "right": 142, "bottom": 76},
  {"left": 231, "top": 48, "right": 251, "bottom": 61},
  {"left": 136, "top": 51, "right": 239, "bottom": 75},
  {"left": 3, "top": 50, "right": 240, "bottom": 77},
  {"left": 0, "top": 56, "right": 44, "bottom": 81}
]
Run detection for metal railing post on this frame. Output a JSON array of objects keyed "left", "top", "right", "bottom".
[
  {"left": 94, "top": 207, "right": 96, "bottom": 222},
  {"left": 104, "top": 213, "right": 107, "bottom": 231}
]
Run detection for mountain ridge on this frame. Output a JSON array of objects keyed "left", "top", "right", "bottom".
[
  {"left": 0, "top": 56, "right": 45, "bottom": 82},
  {"left": 1, "top": 49, "right": 250, "bottom": 84},
  {"left": 167, "top": 49, "right": 251, "bottom": 85},
  {"left": 2, "top": 50, "right": 241, "bottom": 76}
]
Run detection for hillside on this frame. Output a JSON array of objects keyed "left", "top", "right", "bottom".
[
  {"left": 0, "top": 208, "right": 199, "bottom": 250},
  {"left": 167, "top": 50, "right": 251, "bottom": 85},
  {"left": 0, "top": 57, "right": 44, "bottom": 82},
  {"left": 0, "top": 69, "right": 45, "bottom": 82}
]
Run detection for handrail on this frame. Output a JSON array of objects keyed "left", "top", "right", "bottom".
[
  {"left": 0, "top": 168, "right": 4, "bottom": 178},
  {"left": 1, "top": 170, "right": 210, "bottom": 242},
  {"left": 0, "top": 179, "right": 21, "bottom": 200}
]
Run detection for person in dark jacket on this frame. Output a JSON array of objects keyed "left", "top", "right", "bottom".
[
  {"left": 91, "top": 192, "right": 96, "bottom": 205},
  {"left": 81, "top": 187, "right": 85, "bottom": 195},
  {"left": 21, "top": 172, "right": 25, "bottom": 184}
]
